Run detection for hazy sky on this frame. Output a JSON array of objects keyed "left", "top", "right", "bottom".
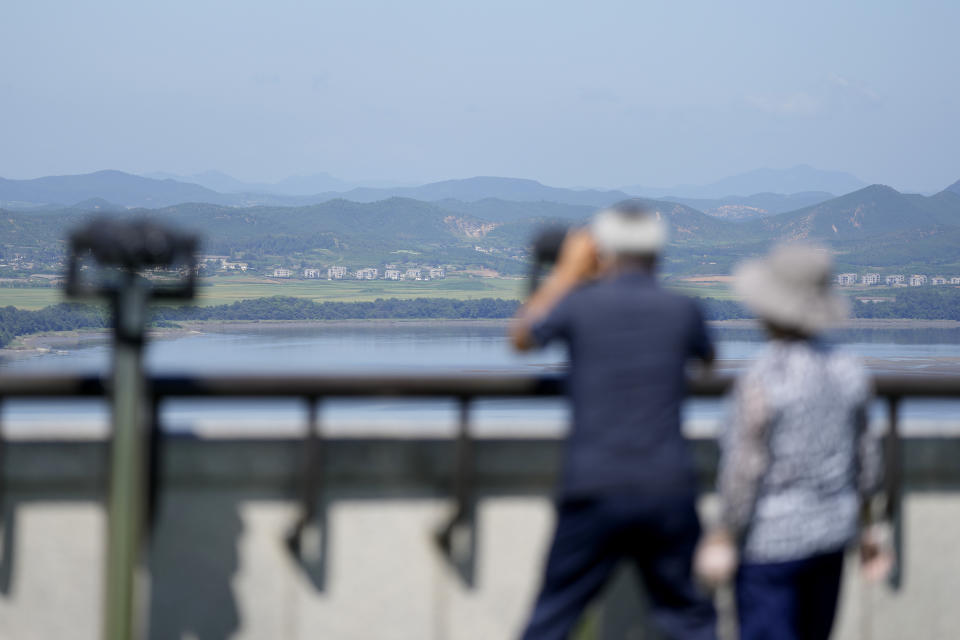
[{"left": 2, "top": 0, "right": 958, "bottom": 191}]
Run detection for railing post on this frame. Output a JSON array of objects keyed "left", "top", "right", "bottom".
[
  {"left": 145, "top": 396, "right": 163, "bottom": 538},
  {"left": 885, "top": 396, "right": 903, "bottom": 591},
  {"left": 435, "top": 397, "right": 477, "bottom": 587},
  {"left": 286, "top": 398, "right": 328, "bottom": 590},
  {"left": 0, "top": 396, "right": 11, "bottom": 596}
]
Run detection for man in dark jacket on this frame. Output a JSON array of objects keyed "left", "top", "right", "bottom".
[{"left": 511, "top": 202, "right": 717, "bottom": 640}]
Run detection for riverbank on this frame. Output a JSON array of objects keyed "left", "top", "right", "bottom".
[
  {"left": 0, "top": 319, "right": 515, "bottom": 359},
  {"left": 4, "top": 317, "right": 960, "bottom": 361},
  {"left": 711, "top": 318, "right": 960, "bottom": 329}
]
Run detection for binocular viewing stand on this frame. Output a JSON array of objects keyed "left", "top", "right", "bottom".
[{"left": 67, "top": 219, "right": 198, "bottom": 640}]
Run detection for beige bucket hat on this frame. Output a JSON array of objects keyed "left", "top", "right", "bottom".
[{"left": 733, "top": 243, "right": 849, "bottom": 334}]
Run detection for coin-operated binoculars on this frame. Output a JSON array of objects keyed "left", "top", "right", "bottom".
[
  {"left": 67, "top": 218, "right": 197, "bottom": 640},
  {"left": 527, "top": 225, "right": 568, "bottom": 295}
]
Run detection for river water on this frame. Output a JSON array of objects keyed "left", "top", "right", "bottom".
[{"left": 3, "top": 323, "right": 960, "bottom": 436}]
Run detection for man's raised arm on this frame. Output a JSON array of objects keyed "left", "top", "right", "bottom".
[{"left": 510, "top": 230, "right": 598, "bottom": 352}]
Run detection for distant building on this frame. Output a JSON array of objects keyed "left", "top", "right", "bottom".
[
  {"left": 861, "top": 273, "right": 881, "bottom": 286},
  {"left": 429, "top": 267, "right": 445, "bottom": 279},
  {"left": 355, "top": 268, "right": 379, "bottom": 280},
  {"left": 221, "top": 260, "right": 249, "bottom": 272},
  {"left": 405, "top": 268, "right": 422, "bottom": 281},
  {"left": 384, "top": 269, "right": 402, "bottom": 280},
  {"left": 910, "top": 274, "right": 927, "bottom": 287},
  {"left": 952, "top": 277, "right": 960, "bottom": 285},
  {"left": 303, "top": 268, "right": 322, "bottom": 279},
  {"left": 836, "top": 273, "right": 858, "bottom": 286},
  {"left": 273, "top": 268, "right": 292, "bottom": 278},
  {"left": 327, "top": 266, "right": 347, "bottom": 280},
  {"left": 931, "top": 276, "right": 947, "bottom": 285},
  {"left": 885, "top": 274, "right": 905, "bottom": 286}
]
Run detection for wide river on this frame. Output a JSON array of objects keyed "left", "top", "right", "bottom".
[{"left": 2, "top": 322, "right": 960, "bottom": 436}]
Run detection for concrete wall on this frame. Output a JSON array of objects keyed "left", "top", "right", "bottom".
[{"left": 0, "top": 436, "right": 958, "bottom": 639}]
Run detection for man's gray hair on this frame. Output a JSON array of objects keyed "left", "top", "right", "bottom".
[{"left": 591, "top": 200, "right": 668, "bottom": 256}]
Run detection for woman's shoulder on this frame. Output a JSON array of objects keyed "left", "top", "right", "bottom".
[
  {"left": 820, "top": 343, "right": 868, "bottom": 376},
  {"left": 747, "top": 340, "right": 869, "bottom": 385}
]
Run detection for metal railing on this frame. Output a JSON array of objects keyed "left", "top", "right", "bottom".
[{"left": 1, "top": 371, "right": 959, "bottom": 636}]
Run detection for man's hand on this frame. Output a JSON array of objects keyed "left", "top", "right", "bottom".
[
  {"left": 554, "top": 230, "right": 599, "bottom": 283},
  {"left": 510, "top": 229, "right": 599, "bottom": 351}
]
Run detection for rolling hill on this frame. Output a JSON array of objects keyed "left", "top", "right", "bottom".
[
  {"left": 0, "top": 194, "right": 740, "bottom": 278},
  {"left": 663, "top": 191, "right": 835, "bottom": 221},
  {"left": 741, "top": 184, "right": 960, "bottom": 241},
  {"left": 4, "top": 180, "right": 959, "bottom": 278},
  {"left": 0, "top": 170, "right": 234, "bottom": 208},
  {"left": 435, "top": 198, "right": 595, "bottom": 223},
  {"left": 317, "top": 177, "right": 631, "bottom": 207},
  {"left": 1, "top": 171, "right": 634, "bottom": 210},
  {"left": 144, "top": 170, "right": 359, "bottom": 195},
  {"left": 625, "top": 165, "right": 866, "bottom": 199}
]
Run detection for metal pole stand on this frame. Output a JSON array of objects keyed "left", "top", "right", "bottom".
[{"left": 66, "top": 219, "right": 197, "bottom": 640}]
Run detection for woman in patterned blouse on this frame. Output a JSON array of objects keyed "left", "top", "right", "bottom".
[{"left": 697, "top": 244, "right": 887, "bottom": 640}]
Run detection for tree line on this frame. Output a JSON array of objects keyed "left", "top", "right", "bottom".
[
  {"left": 3, "top": 288, "right": 959, "bottom": 348},
  {"left": 0, "top": 303, "right": 109, "bottom": 347},
  {"left": 852, "top": 287, "right": 960, "bottom": 320}
]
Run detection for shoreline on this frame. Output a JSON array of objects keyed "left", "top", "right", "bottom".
[
  {"left": 3, "top": 317, "right": 960, "bottom": 360},
  {"left": 709, "top": 318, "right": 960, "bottom": 329}
]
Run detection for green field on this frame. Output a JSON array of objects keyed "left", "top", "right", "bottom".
[
  {"left": 664, "top": 281, "right": 737, "bottom": 300},
  {"left": 0, "top": 287, "right": 72, "bottom": 310},
  {"left": 0, "top": 275, "right": 528, "bottom": 310},
  {"left": 0, "top": 275, "right": 738, "bottom": 310},
  {"left": 1, "top": 274, "right": 903, "bottom": 312}
]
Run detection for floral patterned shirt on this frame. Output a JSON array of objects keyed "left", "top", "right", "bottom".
[{"left": 718, "top": 339, "right": 883, "bottom": 563}]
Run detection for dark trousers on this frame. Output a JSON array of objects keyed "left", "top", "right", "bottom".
[
  {"left": 736, "top": 549, "right": 845, "bottom": 640},
  {"left": 520, "top": 494, "right": 717, "bottom": 640}
]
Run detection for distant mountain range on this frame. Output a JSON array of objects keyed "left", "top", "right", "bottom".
[
  {"left": 626, "top": 165, "right": 867, "bottom": 199},
  {"left": 4, "top": 169, "right": 960, "bottom": 277},
  {"left": 0, "top": 171, "right": 632, "bottom": 209},
  {"left": 0, "top": 167, "right": 890, "bottom": 212},
  {"left": 143, "top": 170, "right": 373, "bottom": 196},
  {"left": 324, "top": 177, "right": 631, "bottom": 208},
  {"left": 0, "top": 170, "right": 234, "bottom": 209},
  {"left": 5, "top": 180, "right": 960, "bottom": 278}
]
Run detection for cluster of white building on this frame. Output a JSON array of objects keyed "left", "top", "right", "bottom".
[
  {"left": 199, "top": 255, "right": 249, "bottom": 272},
  {"left": 836, "top": 273, "right": 960, "bottom": 287},
  {"left": 383, "top": 267, "right": 446, "bottom": 281},
  {"left": 272, "top": 266, "right": 446, "bottom": 281}
]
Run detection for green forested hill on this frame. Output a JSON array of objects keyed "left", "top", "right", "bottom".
[
  {"left": 663, "top": 191, "right": 835, "bottom": 220},
  {"left": 3, "top": 184, "right": 960, "bottom": 277},
  {"left": 0, "top": 196, "right": 740, "bottom": 275},
  {"left": 740, "top": 185, "right": 947, "bottom": 241}
]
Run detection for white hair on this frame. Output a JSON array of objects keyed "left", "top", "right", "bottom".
[{"left": 591, "top": 206, "right": 668, "bottom": 256}]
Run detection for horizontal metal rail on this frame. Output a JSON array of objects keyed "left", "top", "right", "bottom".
[
  {"left": 1, "top": 370, "right": 957, "bottom": 593},
  {"left": 2, "top": 372, "right": 960, "bottom": 399}
]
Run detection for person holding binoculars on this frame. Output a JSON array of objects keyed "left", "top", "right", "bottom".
[{"left": 511, "top": 201, "right": 717, "bottom": 640}]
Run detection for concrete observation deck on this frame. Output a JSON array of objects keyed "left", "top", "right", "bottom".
[{"left": 0, "top": 374, "right": 959, "bottom": 639}]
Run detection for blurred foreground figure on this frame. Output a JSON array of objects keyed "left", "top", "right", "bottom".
[
  {"left": 697, "top": 244, "right": 886, "bottom": 640},
  {"left": 512, "top": 202, "right": 717, "bottom": 640}
]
